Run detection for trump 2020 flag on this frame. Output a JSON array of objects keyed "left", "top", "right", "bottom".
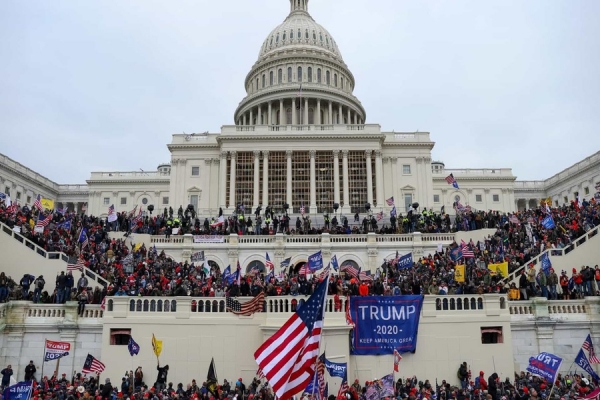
[
  {"left": 396, "top": 253, "right": 413, "bottom": 269},
  {"left": 308, "top": 250, "right": 323, "bottom": 272},
  {"left": 540, "top": 252, "right": 552, "bottom": 274},
  {"left": 541, "top": 216, "right": 555, "bottom": 229},
  {"left": 2, "top": 381, "right": 33, "bottom": 400},
  {"left": 128, "top": 337, "right": 140, "bottom": 356},
  {"left": 574, "top": 348, "right": 600, "bottom": 382},
  {"left": 330, "top": 255, "right": 339, "bottom": 271},
  {"left": 526, "top": 352, "right": 562, "bottom": 382}
]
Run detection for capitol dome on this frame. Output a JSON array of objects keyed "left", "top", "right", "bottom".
[{"left": 234, "top": 0, "right": 366, "bottom": 127}]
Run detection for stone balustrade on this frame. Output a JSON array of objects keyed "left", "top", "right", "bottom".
[{"left": 509, "top": 297, "right": 600, "bottom": 320}]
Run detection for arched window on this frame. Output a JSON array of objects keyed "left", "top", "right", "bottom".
[
  {"left": 326, "top": 71, "right": 330, "bottom": 85},
  {"left": 298, "top": 29, "right": 301, "bottom": 40},
  {"left": 326, "top": 36, "right": 329, "bottom": 45},
  {"left": 290, "top": 30, "right": 294, "bottom": 39},
  {"left": 262, "top": 74, "right": 266, "bottom": 88},
  {"left": 286, "top": 108, "right": 292, "bottom": 125},
  {"left": 317, "top": 68, "right": 321, "bottom": 83},
  {"left": 341, "top": 77, "right": 344, "bottom": 89},
  {"left": 307, "top": 67, "right": 312, "bottom": 83},
  {"left": 270, "top": 36, "right": 273, "bottom": 46},
  {"left": 297, "top": 67, "right": 303, "bottom": 82},
  {"left": 246, "top": 260, "right": 266, "bottom": 274},
  {"left": 288, "top": 67, "right": 292, "bottom": 82},
  {"left": 255, "top": 78, "right": 258, "bottom": 91},
  {"left": 334, "top": 73, "right": 338, "bottom": 87},
  {"left": 312, "top": 31, "right": 316, "bottom": 40},
  {"left": 278, "top": 69, "right": 283, "bottom": 84},
  {"left": 276, "top": 34, "right": 279, "bottom": 43},
  {"left": 305, "top": 29, "right": 309, "bottom": 39},
  {"left": 320, "top": 33, "right": 323, "bottom": 42},
  {"left": 269, "top": 71, "right": 274, "bottom": 86},
  {"left": 283, "top": 31, "right": 286, "bottom": 41},
  {"left": 308, "top": 108, "right": 314, "bottom": 124}
]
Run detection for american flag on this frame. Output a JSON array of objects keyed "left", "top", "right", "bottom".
[
  {"left": 376, "top": 211, "right": 384, "bottom": 221},
  {"left": 33, "top": 194, "right": 43, "bottom": 211},
  {"left": 582, "top": 334, "right": 600, "bottom": 363},
  {"left": 345, "top": 296, "right": 354, "bottom": 327},
  {"left": 509, "top": 215, "right": 521, "bottom": 225},
  {"left": 386, "top": 197, "right": 395, "bottom": 206},
  {"left": 254, "top": 279, "right": 327, "bottom": 400},
  {"left": 461, "top": 239, "right": 474, "bottom": 258},
  {"left": 300, "top": 202, "right": 305, "bottom": 216},
  {"left": 67, "top": 258, "right": 85, "bottom": 272},
  {"left": 338, "top": 380, "right": 349, "bottom": 399},
  {"left": 108, "top": 204, "right": 115, "bottom": 215},
  {"left": 227, "top": 292, "right": 265, "bottom": 316},
  {"left": 297, "top": 83, "right": 303, "bottom": 98},
  {"left": 317, "top": 264, "right": 331, "bottom": 281},
  {"left": 36, "top": 214, "right": 51, "bottom": 228},
  {"left": 445, "top": 173, "right": 459, "bottom": 189},
  {"left": 317, "top": 354, "right": 326, "bottom": 400},
  {"left": 82, "top": 353, "right": 105, "bottom": 374},
  {"left": 359, "top": 270, "right": 373, "bottom": 281},
  {"left": 265, "top": 253, "right": 274, "bottom": 271},
  {"left": 256, "top": 368, "right": 265, "bottom": 380},
  {"left": 298, "top": 263, "right": 310, "bottom": 275},
  {"left": 340, "top": 264, "right": 360, "bottom": 279}
]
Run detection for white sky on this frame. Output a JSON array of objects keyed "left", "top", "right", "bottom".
[{"left": 1, "top": 0, "right": 598, "bottom": 183}]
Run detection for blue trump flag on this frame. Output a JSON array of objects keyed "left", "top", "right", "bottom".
[
  {"left": 526, "top": 352, "right": 562, "bottom": 382},
  {"left": 541, "top": 216, "right": 555, "bottom": 229},
  {"left": 2, "top": 381, "right": 33, "bottom": 400},
  {"left": 540, "top": 253, "right": 552, "bottom": 274},
  {"left": 128, "top": 336, "right": 140, "bottom": 356},
  {"left": 308, "top": 250, "right": 323, "bottom": 272},
  {"left": 324, "top": 355, "right": 347, "bottom": 379},
  {"left": 330, "top": 255, "right": 339, "bottom": 271},
  {"left": 574, "top": 348, "right": 600, "bottom": 382},
  {"left": 450, "top": 247, "right": 463, "bottom": 262},
  {"left": 350, "top": 296, "right": 424, "bottom": 355},
  {"left": 397, "top": 253, "right": 413, "bottom": 270},
  {"left": 222, "top": 265, "right": 231, "bottom": 282}
]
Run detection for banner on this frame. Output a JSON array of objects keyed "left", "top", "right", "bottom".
[
  {"left": 2, "top": 381, "right": 33, "bottom": 400},
  {"left": 34, "top": 226, "right": 44, "bottom": 234},
  {"left": 526, "top": 352, "right": 562, "bottom": 382},
  {"left": 365, "top": 374, "right": 394, "bottom": 400},
  {"left": 575, "top": 349, "right": 600, "bottom": 382},
  {"left": 487, "top": 262, "right": 508, "bottom": 278},
  {"left": 540, "top": 253, "right": 552, "bottom": 274},
  {"left": 397, "top": 253, "right": 413, "bottom": 269},
  {"left": 41, "top": 198, "right": 54, "bottom": 210},
  {"left": 193, "top": 235, "right": 225, "bottom": 243},
  {"left": 191, "top": 251, "right": 205, "bottom": 262},
  {"left": 454, "top": 265, "right": 465, "bottom": 282},
  {"left": 324, "top": 356, "right": 347, "bottom": 379},
  {"left": 308, "top": 250, "right": 323, "bottom": 272},
  {"left": 350, "top": 296, "right": 423, "bottom": 355},
  {"left": 44, "top": 340, "right": 71, "bottom": 361}
]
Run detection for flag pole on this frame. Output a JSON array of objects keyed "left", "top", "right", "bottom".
[
  {"left": 310, "top": 272, "right": 331, "bottom": 400},
  {"left": 41, "top": 340, "right": 46, "bottom": 380},
  {"left": 54, "top": 357, "right": 61, "bottom": 379}
]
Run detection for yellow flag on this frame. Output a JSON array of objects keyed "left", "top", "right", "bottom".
[
  {"left": 488, "top": 262, "right": 509, "bottom": 278},
  {"left": 41, "top": 198, "right": 54, "bottom": 210},
  {"left": 134, "top": 243, "right": 142, "bottom": 252},
  {"left": 152, "top": 334, "right": 163, "bottom": 358},
  {"left": 454, "top": 265, "right": 465, "bottom": 282}
]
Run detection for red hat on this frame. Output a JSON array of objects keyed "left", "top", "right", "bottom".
[
  {"left": 523, "top": 388, "right": 529, "bottom": 394},
  {"left": 573, "top": 268, "right": 577, "bottom": 273},
  {"left": 479, "top": 371, "right": 484, "bottom": 376}
]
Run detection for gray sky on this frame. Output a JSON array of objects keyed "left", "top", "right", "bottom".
[{"left": 1, "top": 0, "right": 599, "bottom": 184}]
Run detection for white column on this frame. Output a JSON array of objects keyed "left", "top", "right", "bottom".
[
  {"left": 286, "top": 150, "right": 293, "bottom": 207},
  {"left": 328, "top": 101, "right": 333, "bottom": 124},
  {"left": 333, "top": 150, "right": 340, "bottom": 205},
  {"left": 242, "top": 114, "right": 246, "bottom": 125},
  {"left": 262, "top": 151, "right": 269, "bottom": 207},
  {"left": 304, "top": 98, "right": 309, "bottom": 124},
  {"left": 292, "top": 99, "right": 297, "bottom": 125},
  {"left": 347, "top": 108, "right": 351, "bottom": 125},
  {"left": 316, "top": 99, "right": 321, "bottom": 125},
  {"left": 257, "top": 105, "right": 262, "bottom": 125},
  {"left": 391, "top": 158, "right": 399, "bottom": 210},
  {"left": 342, "top": 150, "right": 350, "bottom": 213},
  {"left": 365, "top": 150, "right": 373, "bottom": 206},
  {"left": 375, "top": 150, "right": 384, "bottom": 207},
  {"left": 310, "top": 150, "right": 316, "bottom": 213},
  {"left": 354, "top": 112, "right": 358, "bottom": 125},
  {"left": 229, "top": 151, "right": 237, "bottom": 209},
  {"left": 279, "top": 99, "right": 284, "bottom": 125},
  {"left": 219, "top": 153, "right": 227, "bottom": 209},
  {"left": 268, "top": 101, "right": 272, "bottom": 125},
  {"left": 253, "top": 151, "right": 260, "bottom": 209},
  {"left": 339, "top": 103, "right": 343, "bottom": 124},
  {"left": 249, "top": 109, "right": 254, "bottom": 125}
]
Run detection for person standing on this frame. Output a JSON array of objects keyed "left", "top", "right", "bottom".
[
  {"left": 33, "top": 276, "right": 45, "bottom": 304},
  {"left": 24, "top": 360, "right": 36, "bottom": 381},
  {"left": 1, "top": 364, "right": 13, "bottom": 390},
  {"left": 55, "top": 272, "right": 67, "bottom": 304}
]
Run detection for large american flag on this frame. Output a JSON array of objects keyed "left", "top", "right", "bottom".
[
  {"left": 317, "top": 354, "right": 326, "bottom": 400},
  {"left": 359, "top": 270, "right": 373, "bottom": 282},
  {"left": 385, "top": 197, "right": 395, "bottom": 206},
  {"left": 67, "top": 257, "right": 86, "bottom": 272},
  {"left": 316, "top": 265, "right": 331, "bottom": 281},
  {"left": 108, "top": 204, "right": 115, "bottom": 215},
  {"left": 445, "top": 173, "right": 458, "bottom": 188},
  {"left": 461, "top": 239, "right": 475, "bottom": 258},
  {"left": 36, "top": 214, "right": 51, "bottom": 228},
  {"left": 226, "top": 292, "right": 265, "bottom": 316},
  {"left": 340, "top": 264, "right": 360, "bottom": 279},
  {"left": 82, "top": 353, "right": 105, "bottom": 374},
  {"left": 265, "top": 253, "right": 274, "bottom": 271},
  {"left": 33, "top": 194, "right": 43, "bottom": 211},
  {"left": 298, "top": 263, "right": 310, "bottom": 275},
  {"left": 582, "top": 334, "right": 600, "bottom": 363},
  {"left": 254, "top": 279, "right": 327, "bottom": 400},
  {"left": 345, "top": 296, "right": 354, "bottom": 327},
  {"left": 376, "top": 211, "right": 384, "bottom": 221}
]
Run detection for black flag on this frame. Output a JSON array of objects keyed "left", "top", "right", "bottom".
[{"left": 207, "top": 358, "right": 218, "bottom": 396}]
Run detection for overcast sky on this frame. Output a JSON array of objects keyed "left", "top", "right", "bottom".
[{"left": 1, "top": 0, "right": 599, "bottom": 184}]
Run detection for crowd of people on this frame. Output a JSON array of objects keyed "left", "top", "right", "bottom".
[
  {"left": 2, "top": 361, "right": 598, "bottom": 400},
  {"left": 0, "top": 196, "right": 598, "bottom": 305}
]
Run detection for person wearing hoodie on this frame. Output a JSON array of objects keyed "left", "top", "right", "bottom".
[{"left": 487, "top": 373, "right": 499, "bottom": 400}]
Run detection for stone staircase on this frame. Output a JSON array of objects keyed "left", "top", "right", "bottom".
[{"left": 0, "top": 221, "right": 108, "bottom": 292}]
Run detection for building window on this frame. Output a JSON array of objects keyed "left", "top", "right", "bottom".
[
  {"left": 334, "top": 73, "right": 338, "bottom": 87},
  {"left": 288, "top": 67, "right": 292, "bottom": 82},
  {"left": 255, "top": 78, "right": 258, "bottom": 91},
  {"left": 4, "top": 187, "right": 9, "bottom": 196},
  {"left": 493, "top": 194, "right": 500, "bottom": 202},
  {"left": 433, "top": 194, "right": 440, "bottom": 203},
  {"left": 312, "top": 31, "right": 316, "bottom": 40},
  {"left": 298, "top": 29, "right": 301, "bottom": 39},
  {"left": 308, "top": 108, "right": 314, "bottom": 124},
  {"left": 282, "top": 31, "right": 286, "bottom": 41},
  {"left": 402, "top": 165, "right": 411, "bottom": 175},
  {"left": 475, "top": 194, "right": 482, "bottom": 202},
  {"left": 290, "top": 30, "right": 294, "bottom": 39},
  {"left": 269, "top": 71, "right": 274, "bottom": 85},
  {"left": 16, "top": 192, "right": 21, "bottom": 200},
  {"left": 326, "top": 71, "right": 330, "bottom": 85},
  {"left": 307, "top": 67, "right": 312, "bottom": 83},
  {"left": 341, "top": 77, "right": 344, "bottom": 89},
  {"left": 317, "top": 68, "right": 322, "bottom": 83},
  {"left": 278, "top": 69, "right": 282, "bottom": 84},
  {"left": 286, "top": 108, "right": 292, "bottom": 124},
  {"left": 298, "top": 66, "right": 302, "bottom": 82},
  {"left": 584, "top": 187, "right": 589, "bottom": 195},
  {"left": 120, "top": 197, "right": 127, "bottom": 205},
  {"left": 276, "top": 34, "right": 279, "bottom": 43},
  {"left": 103, "top": 197, "right": 110, "bottom": 205},
  {"left": 481, "top": 327, "right": 503, "bottom": 344},
  {"left": 162, "top": 197, "right": 169, "bottom": 205},
  {"left": 192, "top": 166, "right": 200, "bottom": 176},
  {"left": 190, "top": 195, "right": 198, "bottom": 211},
  {"left": 141, "top": 198, "right": 148, "bottom": 205},
  {"left": 404, "top": 194, "right": 413, "bottom": 212},
  {"left": 305, "top": 29, "right": 309, "bottom": 39},
  {"left": 110, "top": 329, "right": 131, "bottom": 345},
  {"left": 262, "top": 74, "right": 265, "bottom": 88},
  {"left": 563, "top": 196, "right": 568, "bottom": 204},
  {"left": 27, "top": 196, "right": 31, "bottom": 204}
]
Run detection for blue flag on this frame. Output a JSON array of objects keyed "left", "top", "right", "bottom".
[
  {"left": 324, "top": 355, "right": 347, "bottom": 379},
  {"left": 574, "top": 348, "right": 600, "bottom": 382},
  {"left": 2, "top": 381, "right": 33, "bottom": 400},
  {"left": 541, "top": 216, "right": 555, "bottom": 229},
  {"left": 330, "top": 255, "right": 339, "bottom": 271},
  {"left": 128, "top": 337, "right": 140, "bottom": 356},
  {"left": 78, "top": 228, "right": 88, "bottom": 243},
  {"left": 526, "top": 352, "right": 562, "bottom": 382},
  {"left": 540, "top": 252, "right": 552, "bottom": 274},
  {"left": 450, "top": 247, "right": 463, "bottom": 262},
  {"left": 397, "top": 253, "right": 413, "bottom": 269},
  {"left": 308, "top": 250, "right": 323, "bottom": 272},
  {"left": 222, "top": 265, "right": 231, "bottom": 282},
  {"left": 57, "top": 220, "right": 71, "bottom": 230},
  {"left": 228, "top": 269, "right": 240, "bottom": 285}
]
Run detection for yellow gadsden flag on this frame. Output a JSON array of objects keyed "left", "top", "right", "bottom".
[
  {"left": 41, "top": 198, "right": 54, "bottom": 210},
  {"left": 152, "top": 334, "right": 163, "bottom": 358},
  {"left": 488, "top": 262, "right": 509, "bottom": 278},
  {"left": 454, "top": 265, "right": 465, "bottom": 283}
]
